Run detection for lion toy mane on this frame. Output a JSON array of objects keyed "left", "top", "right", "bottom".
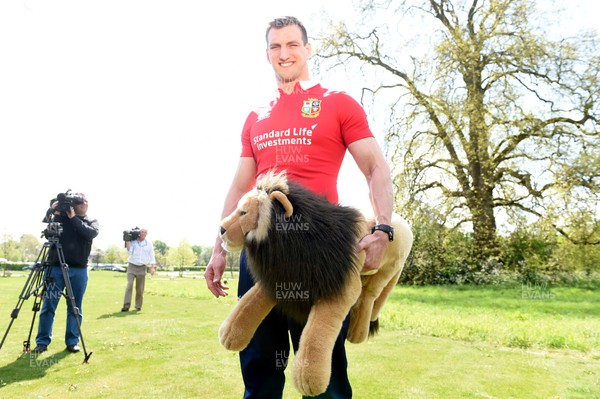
[{"left": 218, "top": 171, "right": 413, "bottom": 396}]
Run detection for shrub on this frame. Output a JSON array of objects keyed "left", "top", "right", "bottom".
[{"left": 400, "top": 218, "right": 599, "bottom": 286}]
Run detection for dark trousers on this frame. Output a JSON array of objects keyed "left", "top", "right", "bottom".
[
  {"left": 36, "top": 265, "right": 88, "bottom": 347},
  {"left": 238, "top": 251, "right": 353, "bottom": 399}
]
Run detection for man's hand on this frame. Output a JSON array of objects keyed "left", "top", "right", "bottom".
[
  {"left": 66, "top": 206, "right": 76, "bottom": 219},
  {"left": 149, "top": 265, "right": 155, "bottom": 276},
  {"left": 356, "top": 230, "right": 389, "bottom": 273},
  {"left": 205, "top": 252, "right": 229, "bottom": 298}
]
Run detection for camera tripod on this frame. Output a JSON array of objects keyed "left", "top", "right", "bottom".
[{"left": 0, "top": 235, "right": 92, "bottom": 363}]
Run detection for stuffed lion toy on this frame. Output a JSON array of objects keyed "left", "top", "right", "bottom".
[{"left": 218, "top": 171, "right": 413, "bottom": 396}]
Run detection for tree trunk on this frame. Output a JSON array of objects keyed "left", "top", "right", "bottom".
[{"left": 469, "top": 188, "right": 499, "bottom": 262}]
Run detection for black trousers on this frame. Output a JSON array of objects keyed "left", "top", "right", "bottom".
[{"left": 237, "top": 251, "right": 353, "bottom": 399}]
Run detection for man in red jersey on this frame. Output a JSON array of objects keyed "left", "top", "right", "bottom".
[{"left": 205, "top": 16, "right": 395, "bottom": 398}]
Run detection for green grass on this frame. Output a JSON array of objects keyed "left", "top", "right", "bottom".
[
  {"left": 381, "top": 284, "right": 600, "bottom": 353},
  {"left": 0, "top": 272, "right": 598, "bottom": 398}
]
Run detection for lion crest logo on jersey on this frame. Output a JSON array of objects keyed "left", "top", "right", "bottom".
[{"left": 301, "top": 98, "right": 321, "bottom": 118}]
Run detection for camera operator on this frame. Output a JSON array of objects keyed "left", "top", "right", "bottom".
[
  {"left": 121, "top": 228, "right": 155, "bottom": 312},
  {"left": 33, "top": 192, "right": 99, "bottom": 354}
]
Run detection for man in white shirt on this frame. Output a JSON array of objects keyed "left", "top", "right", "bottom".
[{"left": 121, "top": 228, "right": 156, "bottom": 311}]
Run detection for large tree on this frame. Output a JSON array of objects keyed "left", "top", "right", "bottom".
[
  {"left": 167, "top": 240, "right": 195, "bottom": 276},
  {"left": 18, "top": 234, "right": 42, "bottom": 262},
  {"left": 317, "top": 0, "right": 599, "bottom": 261}
]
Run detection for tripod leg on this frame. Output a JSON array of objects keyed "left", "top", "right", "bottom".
[
  {"left": 0, "top": 259, "right": 47, "bottom": 352},
  {"left": 24, "top": 281, "right": 47, "bottom": 353},
  {"left": 56, "top": 245, "right": 92, "bottom": 363},
  {"left": 24, "top": 263, "right": 55, "bottom": 353}
]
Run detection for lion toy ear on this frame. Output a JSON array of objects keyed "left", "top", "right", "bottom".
[{"left": 269, "top": 191, "right": 293, "bottom": 217}]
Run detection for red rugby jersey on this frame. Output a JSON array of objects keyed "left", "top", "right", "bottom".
[{"left": 240, "top": 82, "right": 373, "bottom": 204}]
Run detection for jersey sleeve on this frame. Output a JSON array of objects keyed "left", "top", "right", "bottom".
[
  {"left": 335, "top": 92, "right": 374, "bottom": 146},
  {"left": 240, "top": 111, "right": 258, "bottom": 158}
]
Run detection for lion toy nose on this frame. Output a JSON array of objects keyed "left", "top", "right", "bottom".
[{"left": 220, "top": 226, "right": 226, "bottom": 236}]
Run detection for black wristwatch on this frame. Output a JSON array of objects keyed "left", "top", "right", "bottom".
[{"left": 371, "top": 224, "right": 394, "bottom": 241}]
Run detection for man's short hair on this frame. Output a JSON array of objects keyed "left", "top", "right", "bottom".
[{"left": 266, "top": 16, "right": 308, "bottom": 45}]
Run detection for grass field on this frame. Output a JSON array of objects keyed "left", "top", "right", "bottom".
[{"left": 0, "top": 271, "right": 598, "bottom": 398}]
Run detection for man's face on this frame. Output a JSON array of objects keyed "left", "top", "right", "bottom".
[
  {"left": 73, "top": 198, "right": 88, "bottom": 216},
  {"left": 266, "top": 25, "right": 312, "bottom": 85},
  {"left": 138, "top": 229, "right": 148, "bottom": 240}
]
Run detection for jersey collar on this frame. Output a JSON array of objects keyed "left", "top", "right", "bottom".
[
  {"left": 277, "top": 80, "right": 320, "bottom": 96},
  {"left": 298, "top": 80, "right": 319, "bottom": 90}
]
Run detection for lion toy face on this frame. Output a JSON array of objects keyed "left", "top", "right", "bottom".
[
  {"left": 219, "top": 189, "right": 261, "bottom": 249},
  {"left": 220, "top": 185, "right": 293, "bottom": 250}
]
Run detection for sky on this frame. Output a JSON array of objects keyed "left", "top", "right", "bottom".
[
  {"left": 0, "top": 0, "right": 597, "bottom": 251},
  {"left": 0, "top": 0, "right": 364, "bottom": 250}
]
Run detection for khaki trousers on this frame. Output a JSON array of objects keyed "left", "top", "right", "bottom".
[{"left": 123, "top": 263, "right": 147, "bottom": 310}]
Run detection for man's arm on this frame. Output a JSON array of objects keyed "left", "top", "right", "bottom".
[
  {"left": 348, "top": 137, "right": 394, "bottom": 271},
  {"left": 70, "top": 215, "right": 100, "bottom": 240},
  {"left": 148, "top": 241, "right": 156, "bottom": 275},
  {"left": 205, "top": 157, "right": 257, "bottom": 297}
]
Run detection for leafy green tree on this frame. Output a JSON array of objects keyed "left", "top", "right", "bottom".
[
  {"left": 192, "top": 245, "right": 213, "bottom": 267},
  {"left": 192, "top": 245, "right": 203, "bottom": 266},
  {"left": 153, "top": 240, "right": 168, "bottom": 256},
  {"left": 317, "top": 0, "right": 599, "bottom": 263},
  {"left": 103, "top": 244, "right": 128, "bottom": 264},
  {"left": 1, "top": 234, "right": 19, "bottom": 261},
  {"left": 167, "top": 240, "right": 195, "bottom": 276},
  {"left": 225, "top": 249, "right": 240, "bottom": 279},
  {"left": 153, "top": 239, "right": 169, "bottom": 268},
  {"left": 550, "top": 152, "right": 600, "bottom": 245},
  {"left": 552, "top": 238, "right": 600, "bottom": 275},
  {"left": 18, "top": 234, "right": 41, "bottom": 262},
  {"left": 90, "top": 249, "right": 104, "bottom": 267}
]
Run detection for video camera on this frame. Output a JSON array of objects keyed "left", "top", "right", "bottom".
[
  {"left": 56, "top": 190, "right": 85, "bottom": 213},
  {"left": 42, "top": 189, "right": 85, "bottom": 224},
  {"left": 123, "top": 227, "right": 141, "bottom": 241}
]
